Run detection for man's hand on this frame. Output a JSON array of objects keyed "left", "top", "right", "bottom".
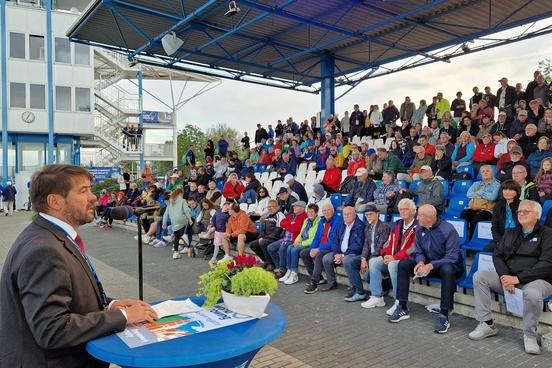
[
  {"left": 417, "top": 263, "right": 433, "bottom": 278},
  {"left": 413, "top": 262, "right": 425, "bottom": 275},
  {"left": 500, "top": 275, "right": 520, "bottom": 288},
  {"left": 310, "top": 248, "right": 319, "bottom": 258},
  {"left": 399, "top": 188, "right": 406, "bottom": 194},
  {"left": 360, "top": 258, "right": 368, "bottom": 273},
  {"left": 504, "top": 284, "right": 515, "bottom": 294},
  {"left": 162, "top": 224, "right": 167, "bottom": 229},
  {"left": 111, "top": 299, "right": 150, "bottom": 311},
  {"left": 334, "top": 253, "right": 344, "bottom": 265},
  {"left": 124, "top": 304, "right": 158, "bottom": 326},
  {"left": 383, "top": 255, "right": 395, "bottom": 264}
]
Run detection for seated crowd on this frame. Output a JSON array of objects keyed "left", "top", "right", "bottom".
[{"left": 94, "top": 70, "right": 552, "bottom": 354}]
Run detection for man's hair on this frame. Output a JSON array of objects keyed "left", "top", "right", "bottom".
[
  {"left": 398, "top": 198, "right": 417, "bottom": 213},
  {"left": 230, "top": 202, "right": 241, "bottom": 213},
  {"left": 376, "top": 147, "right": 387, "bottom": 153},
  {"left": 31, "top": 164, "right": 93, "bottom": 213},
  {"left": 520, "top": 200, "right": 542, "bottom": 218}
]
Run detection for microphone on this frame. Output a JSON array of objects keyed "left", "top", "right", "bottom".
[{"left": 108, "top": 205, "right": 159, "bottom": 220}]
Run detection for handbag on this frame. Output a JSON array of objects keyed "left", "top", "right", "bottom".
[{"left": 469, "top": 198, "right": 495, "bottom": 211}]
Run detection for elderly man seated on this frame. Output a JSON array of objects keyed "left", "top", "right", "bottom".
[
  {"left": 400, "top": 166, "right": 445, "bottom": 214},
  {"left": 344, "top": 168, "right": 377, "bottom": 213},
  {"left": 388, "top": 204, "right": 463, "bottom": 334},
  {"left": 468, "top": 200, "right": 552, "bottom": 355}
]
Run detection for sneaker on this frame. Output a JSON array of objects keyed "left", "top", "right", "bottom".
[
  {"left": 434, "top": 314, "right": 450, "bottom": 334},
  {"left": 468, "top": 322, "right": 498, "bottom": 341},
  {"left": 162, "top": 235, "right": 174, "bottom": 242},
  {"left": 386, "top": 300, "right": 399, "bottom": 316},
  {"left": 279, "top": 270, "right": 291, "bottom": 283},
  {"left": 305, "top": 277, "right": 327, "bottom": 286},
  {"left": 524, "top": 335, "right": 541, "bottom": 355},
  {"left": 172, "top": 251, "right": 181, "bottom": 260},
  {"left": 219, "top": 255, "right": 233, "bottom": 263},
  {"left": 143, "top": 235, "right": 151, "bottom": 243},
  {"left": 153, "top": 240, "right": 167, "bottom": 248},
  {"left": 361, "top": 296, "right": 386, "bottom": 309},
  {"left": 284, "top": 271, "right": 299, "bottom": 285},
  {"left": 388, "top": 305, "right": 410, "bottom": 323},
  {"left": 319, "top": 282, "right": 338, "bottom": 292},
  {"left": 149, "top": 238, "right": 160, "bottom": 245},
  {"left": 179, "top": 246, "right": 189, "bottom": 254},
  {"left": 345, "top": 293, "right": 367, "bottom": 302},
  {"left": 304, "top": 282, "right": 318, "bottom": 294}
]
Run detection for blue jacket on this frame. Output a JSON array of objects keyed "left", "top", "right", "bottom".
[
  {"left": 414, "top": 219, "right": 462, "bottom": 268},
  {"left": 451, "top": 143, "right": 475, "bottom": 164},
  {"left": 277, "top": 158, "right": 297, "bottom": 176},
  {"left": 310, "top": 214, "right": 341, "bottom": 251},
  {"left": 211, "top": 208, "right": 229, "bottom": 232},
  {"left": 528, "top": 150, "right": 552, "bottom": 176},
  {"left": 345, "top": 179, "right": 376, "bottom": 206},
  {"left": 332, "top": 218, "right": 366, "bottom": 256}
]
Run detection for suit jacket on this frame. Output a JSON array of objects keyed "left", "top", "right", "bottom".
[{"left": 0, "top": 215, "right": 126, "bottom": 368}]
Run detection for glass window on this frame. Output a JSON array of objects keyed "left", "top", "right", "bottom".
[
  {"left": 0, "top": 142, "right": 17, "bottom": 184},
  {"left": 75, "top": 88, "right": 90, "bottom": 112},
  {"left": 19, "top": 143, "right": 45, "bottom": 172},
  {"left": 74, "top": 43, "right": 90, "bottom": 65},
  {"left": 10, "top": 82, "right": 26, "bottom": 108},
  {"left": 56, "top": 86, "right": 72, "bottom": 111},
  {"left": 29, "top": 35, "right": 45, "bottom": 61},
  {"left": 55, "top": 143, "right": 72, "bottom": 164},
  {"left": 30, "top": 84, "right": 46, "bottom": 109},
  {"left": 55, "top": 38, "right": 71, "bottom": 63},
  {"left": 9, "top": 32, "right": 25, "bottom": 59}
]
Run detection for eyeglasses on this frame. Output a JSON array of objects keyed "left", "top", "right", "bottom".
[{"left": 516, "top": 210, "right": 535, "bottom": 215}]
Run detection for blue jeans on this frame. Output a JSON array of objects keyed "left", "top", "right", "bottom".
[
  {"left": 368, "top": 256, "right": 399, "bottom": 299},
  {"left": 267, "top": 240, "right": 289, "bottom": 271},
  {"left": 343, "top": 254, "right": 365, "bottom": 295},
  {"left": 155, "top": 219, "right": 169, "bottom": 240},
  {"left": 239, "top": 189, "right": 257, "bottom": 204},
  {"left": 286, "top": 245, "right": 304, "bottom": 271}
]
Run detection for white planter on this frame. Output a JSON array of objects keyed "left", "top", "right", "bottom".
[{"left": 221, "top": 290, "right": 270, "bottom": 318}]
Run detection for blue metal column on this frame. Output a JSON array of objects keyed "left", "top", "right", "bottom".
[
  {"left": 46, "top": 0, "right": 54, "bottom": 163},
  {"left": 1, "top": 0, "right": 8, "bottom": 184},
  {"left": 138, "top": 63, "right": 144, "bottom": 171},
  {"left": 320, "top": 52, "right": 335, "bottom": 122}
]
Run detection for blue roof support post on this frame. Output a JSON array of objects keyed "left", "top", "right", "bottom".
[
  {"left": 320, "top": 52, "right": 335, "bottom": 123},
  {"left": 46, "top": 0, "right": 54, "bottom": 164},
  {"left": 1, "top": 0, "right": 8, "bottom": 184},
  {"left": 138, "top": 63, "right": 144, "bottom": 172}
]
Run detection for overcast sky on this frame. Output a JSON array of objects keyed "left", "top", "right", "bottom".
[{"left": 138, "top": 25, "right": 552, "bottom": 142}]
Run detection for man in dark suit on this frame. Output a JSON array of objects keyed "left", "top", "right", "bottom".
[{"left": 0, "top": 164, "right": 157, "bottom": 368}]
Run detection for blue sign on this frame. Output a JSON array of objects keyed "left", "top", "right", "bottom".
[
  {"left": 87, "top": 167, "right": 118, "bottom": 183},
  {"left": 142, "top": 111, "right": 174, "bottom": 124}
]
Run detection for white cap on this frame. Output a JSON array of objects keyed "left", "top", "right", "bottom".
[{"left": 284, "top": 174, "right": 294, "bottom": 182}]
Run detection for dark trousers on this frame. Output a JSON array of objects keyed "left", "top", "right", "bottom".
[
  {"left": 300, "top": 248, "right": 331, "bottom": 283},
  {"left": 396, "top": 259, "right": 463, "bottom": 312},
  {"left": 460, "top": 209, "right": 492, "bottom": 240},
  {"left": 172, "top": 228, "right": 185, "bottom": 252},
  {"left": 349, "top": 125, "right": 363, "bottom": 139},
  {"left": 249, "top": 238, "right": 275, "bottom": 264}
]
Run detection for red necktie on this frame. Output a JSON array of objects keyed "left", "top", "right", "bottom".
[{"left": 75, "top": 234, "right": 87, "bottom": 255}]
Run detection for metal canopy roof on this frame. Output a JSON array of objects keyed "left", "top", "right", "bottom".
[{"left": 68, "top": 0, "right": 552, "bottom": 94}]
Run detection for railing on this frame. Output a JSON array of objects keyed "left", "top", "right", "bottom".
[
  {"left": 143, "top": 143, "right": 174, "bottom": 157},
  {"left": 95, "top": 83, "right": 140, "bottom": 113}
]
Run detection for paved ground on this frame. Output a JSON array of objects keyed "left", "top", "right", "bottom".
[{"left": 2, "top": 211, "right": 552, "bottom": 367}]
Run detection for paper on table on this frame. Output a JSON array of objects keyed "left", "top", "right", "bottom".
[
  {"left": 152, "top": 299, "right": 202, "bottom": 319},
  {"left": 503, "top": 287, "right": 524, "bottom": 317}
]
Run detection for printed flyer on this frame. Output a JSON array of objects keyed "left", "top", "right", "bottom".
[{"left": 117, "top": 304, "right": 257, "bottom": 348}]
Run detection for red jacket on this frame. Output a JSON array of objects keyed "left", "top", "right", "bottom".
[
  {"left": 223, "top": 181, "right": 245, "bottom": 200},
  {"left": 280, "top": 211, "right": 308, "bottom": 240},
  {"left": 347, "top": 158, "right": 366, "bottom": 177},
  {"left": 380, "top": 219, "right": 417, "bottom": 261},
  {"left": 473, "top": 143, "right": 496, "bottom": 163},
  {"left": 322, "top": 167, "right": 342, "bottom": 192},
  {"left": 423, "top": 144, "right": 436, "bottom": 156}
]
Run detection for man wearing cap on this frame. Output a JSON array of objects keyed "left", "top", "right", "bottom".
[
  {"left": 344, "top": 168, "right": 376, "bottom": 213},
  {"left": 268, "top": 201, "right": 308, "bottom": 280},
  {"left": 497, "top": 77, "right": 516, "bottom": 120},
  {"left": 284, "top": 174, "right": 308, "bottom": 203},
  {"left": 309, "top": 183, "right": 330, "bottom": 210},
  {"left": 408, "top": 145, "right": 434, "bottom": 181},
  {"left": 510, "top": 110, "right": 529, "bottom": 140},
  {"left": 497, "top": 146, "right": 531, "bottom": 181},
  {"left": 400, "top": 166, "right": 445, "bottom": 214},
  {"left": 489, "top": 111, "right": 511, "bottom": 136},
  {"left": 277, "top": 186, "right": 298, "bottom": 215},
  {"left": 518, "top": 123, "right": 541, "bottom": 157},
  {"left": 320, "top": 206, "right": 366, "bottom": 297},
  {"left": 378, "top": 148, "right": 407, "bottom": 178}
]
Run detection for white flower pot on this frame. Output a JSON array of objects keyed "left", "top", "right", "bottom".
[{"left": 221, "top": 290, "right": 270, "bottom": 318}]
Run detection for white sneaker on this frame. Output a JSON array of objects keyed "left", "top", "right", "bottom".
[
  {"left": 163, "top": 235, "right": 174, "bottom": 242},
  {"left": 468, "top": 322, "right": 498, "bottom": 341},
  {"left": 179, "top": 246, "right": 189, "bottom": 254},
  {"left": 149, "top": 238, "right": 160, "bottom": 245},
  {"left": 218, "top": 255, "right": 233, "bottom": 263},
  {"left": 279, "top": 269, "right": 291, "bottom": 283},
  {"left": 284, "top": 271, "right": 299, "bottom": 285},
  {"left": 154, "top": 240, "right": 167, "bottom": 248},
  {"left": 172, "top": 251, "right": 181, "bottom": 260},
  {"left": 524, "top": 335, "right": 541, "bottom": 355},
  {"left": 386, "top": 300, "right": 399, "bottom": 316},
  {"left": 361, "top": 296, "right": 386, "bottom": 309}
]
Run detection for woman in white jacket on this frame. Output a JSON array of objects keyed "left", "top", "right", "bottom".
[{"left": 248, "top": 186, "right": 270, "bottom": 221}]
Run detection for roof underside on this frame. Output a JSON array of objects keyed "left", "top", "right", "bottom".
[{"left": 68, "top": 0, "right": 552, "bottom": 93}]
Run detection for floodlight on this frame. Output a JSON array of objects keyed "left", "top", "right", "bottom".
[
  {"left": 225, "top": 1, "right": 241, "bottom": 17},
  {"left": 161, "top": 32, "right": 184, "bottom": 56}
]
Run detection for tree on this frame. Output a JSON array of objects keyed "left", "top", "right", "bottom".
[
  {"left": 176, "top": 124, "right": 207, "bottom": 165},
  {"left": 205, "top": 123, "right": 244, "bottom": 158},
  {"left": 539, "top": 58, "right": 552, "bottom": 83}
]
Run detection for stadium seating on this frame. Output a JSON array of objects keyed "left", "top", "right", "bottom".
[{"left": 462, "top": 221, "right": 493, "bottom": 252}]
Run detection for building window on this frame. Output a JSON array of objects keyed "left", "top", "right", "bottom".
[
  {"left": 10, "top": 82, "right": 26, "bottom": 108},
  {"left": 19, "top": 143, "right": 45, "bottom": 172},
  {"left": 74, "top": 43, "right": 90, "bottom": 65},
  {"left": 56, "top": 86, "right": 72, "bottom": 111},
  {"left": 55, "top": 38, "right": 71, "bottom": 63},
  {"left": 30, "top": 84, "right": 46, "bottom": 109},
  {"left": 75, "top": 88, "right": 91, "bottom": 112},
  {"left": 9, "top": 32, "right": 25, "bottom": 59},
  {"left": 29, "top": 35, "right": 45, "bottom": 61}
]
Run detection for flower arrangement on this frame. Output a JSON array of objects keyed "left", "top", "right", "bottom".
[{"left": 198, "top": 255, "right": 278, "bottom": 309}]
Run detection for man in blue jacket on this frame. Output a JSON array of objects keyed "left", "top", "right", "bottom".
[
  {"left": 389, "top": 204, "right": 463, "bottom": 334},
  {"left": 321, "top": 206, "right": 366, "bottom": 298},
  {"left": 301, "top": 203, "right": 341, "bottom": 294}
]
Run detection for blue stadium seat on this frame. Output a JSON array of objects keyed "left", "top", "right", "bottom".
[
  {"left": 397, "top": 180, "right": 408, "bottom": 189},
  {"left": 216, "top": 178, "right": 225, "bottom": 191},
  {"left": 456, "top": 165, "right": 474, "bottom": 178},
  {"left": 458, "top": 252, "right": 494, "bottom": 293},
  {"left": 330, "top": 193, "right": 342, "bottom": 208},
  {"left": 541, "top": 199, "right": 552, "bottom": 225},
  {"left": 255, "top": 222, "right": 265, "bottom": 233},
  {"left": 450, "top": 180, "right": 472, "bottom": 198},
  {"left": 475, "top": 165, "right": 497, "bottom": 180},
  {"left": 463, "top": 221, "right": 493, "bottom": 252},
  {"left": 421, "top": 249, "right": 467, "bottom": 287},
  {"left": 446, "top": 218, "right": 468, "bottom": 245},
  {"left": 409, "top": 180, "right": 421, "bottom": 191},
  {"left": 440, "top": 180, "right": 449, "bottom": 198},
  {"left": 443, "top": 197, "right": 469, "bottom": 219}
]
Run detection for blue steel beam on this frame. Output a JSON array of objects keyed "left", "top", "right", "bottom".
[
  {"left": 320, "top": 53, "right": 335, "bottom": 120},
  {"left": 1, "top": 0, "right": 7, "bottom": 184},
  {"left": 46, "top": 0, "right": 54, "bottom": 164}
]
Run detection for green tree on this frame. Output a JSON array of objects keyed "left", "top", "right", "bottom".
[
  {"left": 176, "top": 124, "right": 207, "bottom": 166},
  {"left": 539, "top": 58, "right": 552, "bottom": 83},
  {"left": 205, "top": 123, "right": 243, "bottom": 158}
]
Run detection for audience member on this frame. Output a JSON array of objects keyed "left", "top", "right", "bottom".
[{"left": 222, "top": 203, "right": 257, "bottom": 257}]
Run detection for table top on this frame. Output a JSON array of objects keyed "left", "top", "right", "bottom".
[{"left": 86, "top": 296, "right": 286, "bottom": 368}]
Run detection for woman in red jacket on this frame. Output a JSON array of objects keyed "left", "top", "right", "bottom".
[
  {"left": 321, "top": 157, "right": 342, "bottom": 193},
  {"left": 473, "top": 133, "right": 496, "bottom": 173},
  {"left": 222, "top": 173, "right": 245, "bottom": 201}
]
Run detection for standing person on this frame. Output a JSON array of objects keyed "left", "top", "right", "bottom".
[
  {"left": 2, "top": 181, "right": 17, "bottom": 216},
  {"left": 140, "top": 163, "right": 153, "bottom": 190},
  {"left": 163, "top": 187, "right": 192, "bottom": 260},
  {"left": 241, "top": 132, "right": 250, "bottom": 150},
  {"left": 411, "top": 100, "right": 427, "bottom": 125},
  {"left": 118, "top": 166, "right": 133, "bottom": 192},
  {"left": 496, "top": 77, "right": 516, "bottom": 120},
  {"left": 204, "top": 140, "right": 215, "bottom": 161},
  {"left": 435, "top": 92, "right": 451, "bottom": 121},
  {"left": 183, "top": 144, "right": 196, "bottom": 168},
  {"left": 451, "top": 92, "right": 466, "bottom": 118},
  {"left": 349, "top": 104, "right": 364, "bottom": 138},
  {"left": 0, "top": 165, "right": 157, "bottom": 367},
  {"left": 399, "top": 96, "right": 416, "bottom": 123},
  {"left": 341, "top": 111, "right": 350, "bottom": 137},
  {"left": 218, "top": 136, "right": 229, "bottom": 157}
]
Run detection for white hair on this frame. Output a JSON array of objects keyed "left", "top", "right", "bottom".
[
  {"left": 520, "top": 200, "right": 542, "bottom": 218},
  {"left": 398, "top": 198, "right": 417, "bottom": 213}
]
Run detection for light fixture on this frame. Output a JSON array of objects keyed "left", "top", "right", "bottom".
[
  {"left": 161, "top": 32, "right": 184, "bottom": 56},
  {"left": 225, "top": 1, "right": 241, "bottom": 17},
  {"left": 461, "top": 43, "right": 471, "bottom": 53},
  {"left": 128, "top": 58, "right": 138, "bottom": 67}
]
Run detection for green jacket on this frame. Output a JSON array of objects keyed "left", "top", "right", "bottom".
[
  {"left": 162, "top": 196, "right": 191, "bottom": 232},
  {"left": 382, "top": 153, "right": 406, "bottom": 174},
  {"left": 410, "top": 155, "right": 434, "bottom": 171},
  {"left": 294, "top": 216, "right": 321, "bottom": 247}
]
